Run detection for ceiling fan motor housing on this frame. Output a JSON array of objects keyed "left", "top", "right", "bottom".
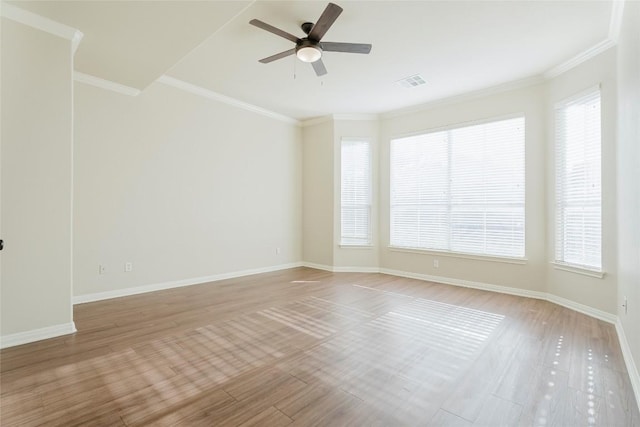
[{"left": 301, "top": 22, "right": 314, "bottom": 35}]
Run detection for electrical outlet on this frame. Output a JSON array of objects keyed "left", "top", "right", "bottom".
[
  {"left": 276, "top": 247, "right": 281, "bottom": 255},
  {"left": 99, "top": 265, "right": 106, "bottom": 275},
  {"left": 433, "top": 259, "right": 439, "bottom": 268},
  {"left": 125, "top": 262, "right": 133, "bottom": 272},
  {"left": 623, "top": 296, "right": 628, "bottom": 314}
]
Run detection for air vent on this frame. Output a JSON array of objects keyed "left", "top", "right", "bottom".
[{"left": 395, "top": 74, "right": 427, "bottom": 88}]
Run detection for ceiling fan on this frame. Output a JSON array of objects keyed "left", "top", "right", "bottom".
[{"left": 249, "top": 2, "right": 372, "bottom": 76}]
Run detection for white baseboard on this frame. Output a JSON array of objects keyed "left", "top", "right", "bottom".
[
  {"left": 0, "top": 322, "right": 76, "bottom": 349},
  {"left": 300, "top": 262, "right": 336, "bottom": 272},
  {"left": 73, "top": 262, "right": 303, "bottom": 304},
  {"left": 301, "top": 262, "right": 380, "bottom": 274},
  {"left": 375, "top": 268, "right": 618, "bottom": 325},
  {"left": 545, "top": 293, "right": 617, "bottom": 324},
  {"left": 333, "top": 266, "right": 381, "bottom": 273},
  {"left": 616, "top": 318, "right": 640, "bottom": 412},
  {"left": 379, "top": 268, "right": 546, "bottom": 300},
  {"left": 300, "top": 265, "right": 618, "bottom": 326},
  {"left": 73, "top": 261, "right": 620, "bottom": 326}
]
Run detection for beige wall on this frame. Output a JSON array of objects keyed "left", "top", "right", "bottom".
[
  {"left": 616, "top": 0, "right": 640, "bottom": 383},
  {"left": 1, "top": 19, "right": 74, "bottom": 336},
  {"left": 378, "top": 85, "right": 547, "bottom": 293},
  {"left": 301, "top": 117, "right": 381, "bottom": 270},
  {"left": 301, "top": 120, "right": 334, "bottom": 266},
  {"left": 73, "top": 82, "right": 302, "bottom": 297},
  {"left": 546, "top": 49, "right": 618, "bottom": 313}
]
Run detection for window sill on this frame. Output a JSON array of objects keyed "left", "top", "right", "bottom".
[
  {"left": 388, "top": 246, "right": 527, "bottom": 265},
  {"left": 551, "top": 262, "right": 605, "bottom": 279},
  {"left": 339, "top": 244, "right": 374, "bottom": 249}
]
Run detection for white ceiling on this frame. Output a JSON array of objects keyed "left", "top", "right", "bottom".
[
  {"left": 8, "top": 1, "right": 614, "bottom": 120},
  {"left": 8, "top": 1, "right": 251, "bottom": 89}
]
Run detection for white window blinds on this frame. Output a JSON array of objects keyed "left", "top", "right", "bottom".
[
  {"left": 341, "top": 139, "right": 372, "bottom": 245},
  {"left": 554, "top": 88, "right": 601, "bottom": 271},
  {"left": 390, "top": 116, "right": 525, "bottom": 258}
]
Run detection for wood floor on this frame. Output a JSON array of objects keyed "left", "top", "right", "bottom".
[{"left": 1, "top": 268, "right": 638, "bottom": 426}]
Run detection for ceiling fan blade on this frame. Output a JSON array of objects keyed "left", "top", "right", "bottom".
[
  {"left": 249, "top": 19, "right": 299, "bottom": 43},
  {"left": 321, "top": 42, "right": 372, "bottom": 54},
  {"left": 308, "top": 3, "right": 343, "bottom": 41},
  {"left": 259, "top": 49, "right": 296, "bottom": 64},
  {"left": 312, "top": 58, "right": 328, "bottom": 76}
]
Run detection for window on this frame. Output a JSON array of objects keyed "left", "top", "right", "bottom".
[
  {"left": 390, "top": 116, "right": 525, "bottom": 258},
  {"left": 341, "top": 139, "right": 372, "bottom": 245},
  {"left": 554, "top": 88, "right": 601, "bottom": 271}
]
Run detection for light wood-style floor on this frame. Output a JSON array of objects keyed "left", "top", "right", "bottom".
[{"left": 1, "top": 268, "right": 638, "bottom": 426}]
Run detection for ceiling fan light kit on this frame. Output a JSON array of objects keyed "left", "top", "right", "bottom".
[
  {"left": 296, "top": 42, "right": 322, "bottom": 63},
  {"left": 249, "top": 2, "right": 372, "bottom": 76}
]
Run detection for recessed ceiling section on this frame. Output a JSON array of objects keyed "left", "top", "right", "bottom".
[
  {"left": 8, "top": 0, "right": 251, "bottom": 89},
  {"left": 8, "top": 1, "right": 613, "bottom": 120},
  {"left": 166, "top": 1, "right": 611, "bottom": 120}
]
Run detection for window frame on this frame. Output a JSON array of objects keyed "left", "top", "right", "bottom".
[
  {"left": 389, "top": 113, "right": 526, "bottom": 261},
  {"left": 553, "top": 85, "right": 603, "bottom": 275},
  {"left": 340, "top": 137, "right": 373, "bottom": 247}
]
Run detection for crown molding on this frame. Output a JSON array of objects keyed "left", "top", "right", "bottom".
[
  {"left": 300, "top": 115, "right": 333, "bottom": 127},
  {"left": 0, "top": 2, "right": 83, "bottom": 54},
  {"left": 543, "top": 38, "right": 616, "bottom": 79},
  {"left": 608, "top": 0, "right": 626, "bottom": 43},
  {"left": 301, "top": 114, "right": 380, "bottom": 127},
  {"left": 71, "top": 32, "right": 83, "bottom": 55},
  {"left": 332, "top": 114, "right": 379, "bottom": 122},
  {"left": 381, "top": 75, "right": 545, "bottom": 120},
  {"left": 157, "top": 75, "right": 299, "bottom": 125},
  {"left": 542, "top": 0, "right": 623, "bottom": 79},
  {"left": 74, "top": 72, "right": 141, "bottom": 96}
]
